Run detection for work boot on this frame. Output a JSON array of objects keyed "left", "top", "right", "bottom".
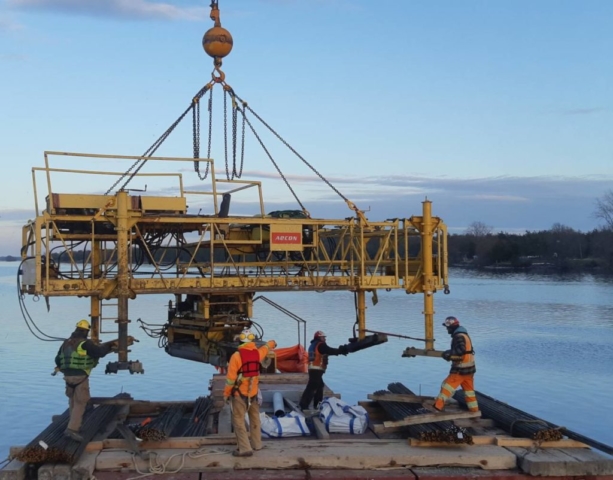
[
  {"left": 64, "top": 429, "right": 84, "bottom": 442},
  {"left": 232, "top": 449, "right": 253, "bottom": 457}
]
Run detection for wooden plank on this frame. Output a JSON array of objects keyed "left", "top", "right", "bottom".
[
  {"left": 383, "top": 410, "right": 481, "bottom": 428},
  {"left": 561, "top": 448, "right": 613, "bottom": 475},
  {"left": 362, "top": 410, "right": 387, "bottom": 422},
  {"left": 370, "top": 421, "right": 407, "bottom": 435},
  {"left": 85, "top": 435, "right": 237, "bottom": 453},
  {"left": 505, "top": 447, "right": 613, "bottom": 477},
  {"left": 0, "top": 459, "right": 26, "bottom": 480},
  {"left": 408, "top": 436, "right": 591, "bottom": 449},
  {"left": 72, "top": 451, "right": 99, "bottom": 480},
  {"left": 496, "top": 437, "right": 589, "bottom": 448},
  {"left": 409, "top": 435, "right": 497, "bottom": 447},
  {"left": 217, "top": 403, "right": 233, "bottom": 435},
  {"left": 7, "top": 447, "right": 24, "bottom": 458},
  {"left": 311, "top": 416, "right": 330, "bottom": 440},
  {"left": 89, "top": 398, "right": 193, "bottom": 407},
  {"left": 95, "top": 439, "right": 517, "bottom": 471},
  {"left": 283, "top": 397, "right": 302, "bottom": 415},
  {"left": 368, "top": 393, "right": 434, "bottom": 403}
]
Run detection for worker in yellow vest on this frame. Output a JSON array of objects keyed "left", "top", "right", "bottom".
[
  {"left": 434, "top": 316, "right": 480, "bottom": 413},
  {"left": 223, "top": 329, "right": 276, "bottom": 457},
  {"left": 55, "top": 320, "right": 115, "bottom": 442}
]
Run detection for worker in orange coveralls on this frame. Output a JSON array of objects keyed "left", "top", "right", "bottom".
[
  {"left": 223, "top": 329, "right": 277, "bottom": 457},
  {"left": 434, "top": 316, "right": 480, "bottom": 413}
]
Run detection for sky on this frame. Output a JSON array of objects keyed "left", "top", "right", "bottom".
[{"left": 0, "top": 0, "right": 612, "bottom": 254}]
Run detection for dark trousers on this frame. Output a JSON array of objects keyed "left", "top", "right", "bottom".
[{"left": 299, "top": 369, "right": 325, "bottom": 410}]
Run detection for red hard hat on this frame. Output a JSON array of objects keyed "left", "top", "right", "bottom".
[
  {"left": 314, "top": 330, "right": 326, "bottom": 340},
  {"left": 442, "top": 316, "right": 460, "bottom": 327}
]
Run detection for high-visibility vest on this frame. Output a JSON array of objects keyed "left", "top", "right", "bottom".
[
  {"left": 308, "top": 341, "right": 327, "bottom": 371},
  {"left": 58, "top": 338, "right": 98, "bottom": 375},
  {"left": 454, "top": 333, "right": 475, "bottom": 372},
  {"left": 238, "top": 348, "right": 261, "bottom": 377}
]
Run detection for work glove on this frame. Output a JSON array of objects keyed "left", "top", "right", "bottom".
[
  {"left": 442, "top": 350, "right": 451, "bottom": 361},
  {"left": 338, "top": 344, "right": 349, "bottom": 356},
  {"left": 110, "top": 341, "right": 119, "bottom": 352}
]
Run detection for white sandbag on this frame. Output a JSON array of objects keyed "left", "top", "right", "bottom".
[
  {"left": 318, "top": 397, "right": 369, "bottom": 434},
  {"left": 259, "top": 411, "right": 311, "bottom": 438}
]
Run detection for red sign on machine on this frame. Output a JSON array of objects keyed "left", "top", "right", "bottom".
[{"left": 271, "top": 232, "right": 302, "bottom": 244}]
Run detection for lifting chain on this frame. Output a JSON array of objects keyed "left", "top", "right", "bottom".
[
  {"left": 205, "top": 87, "right": 213, "bottom": 174},
  {"left": 231, "top": 91, "right": 238, "bottom": 178},
  {"left": 223, "top": 88, "right": 229, "bottom": 180}
]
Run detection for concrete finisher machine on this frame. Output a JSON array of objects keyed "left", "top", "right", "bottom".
[{"left": 19, "top": 0, "right": 450, "bottom": 375}]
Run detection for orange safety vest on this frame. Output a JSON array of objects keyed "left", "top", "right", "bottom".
[
  {"left": 308, "top": 341, "right": 328, "bottom": 371},
  {"left": 451, "top": 333, "right": 475, "bottom": 375}
]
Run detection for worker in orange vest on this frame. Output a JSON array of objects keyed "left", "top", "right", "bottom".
[
  {"left": 434, "top": 316, "right": 480, "bottom": 413},
  {"left": 299, "top": 330, "right": 348, "bottom": 411},
  {"left": 223, "top": 329, "right": 276, "bottom": 457}
]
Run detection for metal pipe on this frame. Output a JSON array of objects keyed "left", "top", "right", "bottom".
[
  {"left": 273, "top": 392, "right": 285, "bottom": 417},
  {"left": 421, "top": 200, "right": 434, "bottom": 350},
  {"left": 116, "top": 190, "right": 130, "bottom": 363}
]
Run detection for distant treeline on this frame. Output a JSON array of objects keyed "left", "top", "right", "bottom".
[{"left": 449, "top": 225, "right": 613, "bottom": 272}]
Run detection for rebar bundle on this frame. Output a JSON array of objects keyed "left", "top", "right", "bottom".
[
  {"left": 453, "top": 390, "right": 563, "bottom": 441},
  {"left": 16, "top": 393, "right": 131, "bottom": 464},
  {"left": 181, "top": 396, "right": 214, "bottom": 437},
  {"left": 375, "top": 383, "right": 472, "bottom": 444},
  {"left": 134, "top": 405, "right": 185, "bottom": 441}
]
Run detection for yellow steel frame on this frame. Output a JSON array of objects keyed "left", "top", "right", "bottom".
[{"left": 21, "top": 152, "right": 449, "bottom": 349}]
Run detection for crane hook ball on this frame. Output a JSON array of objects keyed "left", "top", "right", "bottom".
[{"left": 203, "top": 26, "right": 233, "bottom": 59}]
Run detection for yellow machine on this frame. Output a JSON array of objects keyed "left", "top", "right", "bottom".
[{"left": 19, "top": 1, "right": 449, "bottom": 373}]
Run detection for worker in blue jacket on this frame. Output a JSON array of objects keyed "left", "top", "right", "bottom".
[{"left": 299, "top": 330, "right": 348, "bottom": 411}]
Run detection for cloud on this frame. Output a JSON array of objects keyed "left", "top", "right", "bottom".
[
  {"left": 561, "top": 108, "right": 609, "bottom": 116},
  {"left": 0, "top": 208, "right": 35, "bottom": 222},
  {"left": 7, "top": 0, "right": 207, "bottom": 21},
  {"left": 0, "top": 53, "right": 28, "bottom": 61},
  {"left": 0, "top": 15, "right": 24, "bottom": 31},
  {"left": 460, "top": 194, "right": 529, "bottom": 203}
]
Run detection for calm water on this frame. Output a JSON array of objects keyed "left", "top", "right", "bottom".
[{"left": 1, "top": 262, "right": 612, "bottom": 459}]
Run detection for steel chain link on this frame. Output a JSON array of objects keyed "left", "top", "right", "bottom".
[
  {"left": 223, "top": 90, "right": 230, "bottom": 180},
  {"left": 231, "top": 95, "right": 238, "bottom": 178},
  {"left": 239, "top": 100, "right": 246, "bottom": 178},
  {"left": 207, "top": 88, "right": 213, "bottom": 159}
]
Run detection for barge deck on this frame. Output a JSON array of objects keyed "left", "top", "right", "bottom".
[{"left": 3, "top": 373, "right": 612, "bottom": 480}]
